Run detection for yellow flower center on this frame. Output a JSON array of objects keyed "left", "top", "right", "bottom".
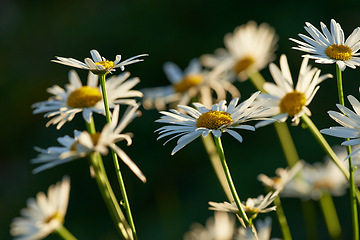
[
  {"left": 95, "top": 60, "right": 114, "bottom": 70},
  {"left": 89, "top": 132, "right": 101, "bottom": 146},
  {"left": 279, "top": 91, "right": 306, "bottom": 117},
  {"left": 313, "top": 180, "right": 334, "bottom": 190},
  {"left": 233, "top": 56, "right": 255, "bottom": 74},
  {"left": 44, "top": 211, "right": 64, "bottom": 224},
  {"left": 173, "top": 74, "right": 204, "bottom": 93},
  {"left": 196, "top": 111, "right": 233, "bottom": 129},
  {"left": 325, "top": 44, "right": 352, "bottom": 61},
  {"left": 67, "top": 86, "right": 102, "bottom": 108}
]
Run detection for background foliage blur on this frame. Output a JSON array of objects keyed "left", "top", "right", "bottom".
[{"left": 1, "top": 0, "right": 360, "bottom": 239}]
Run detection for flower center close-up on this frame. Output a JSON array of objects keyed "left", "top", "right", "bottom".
[
  {"left": 95, "top": 60, "right": 114, "bottom": 70},
  {"left": 325, "top": 44, "right": 352, "bottom": 61},
  {"left": 44, "top": 211, "right": 64, "bottom": 224},
  {"left": 173, "top": 74, "right": 204, "bottom": 93},
  {"left": 233, "top": 56, "right": 255, "bottom": 74},
  {"left": 196, "top": 111, "right": 233, "bottom": 129},
  {"left": 279, "top": 91, "right": 306, "bottom": 117},
  {"left": 67, "top": 86, "right": 102, "bottom": 108}
]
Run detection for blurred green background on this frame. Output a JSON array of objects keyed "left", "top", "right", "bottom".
[{"left": 1, "top": 0, "right": 360, "bottom": 239}]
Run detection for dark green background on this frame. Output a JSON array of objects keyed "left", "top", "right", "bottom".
[{"left": 1, "top": 0, "right": 360, "bottom": 239}]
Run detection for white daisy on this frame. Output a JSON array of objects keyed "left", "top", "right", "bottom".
[
  {"left": 141, "top": 58, "right": 240, "bottom": 110},
  {"left": 281, "top": 159, "right": 348, "bottom": 200},
  {"left": 52, "top": 49, "right": 148, "bottom": 75},
  {"left": 200, "top": 21, "right": 278, "bottom": 81},
  {"left": 155, "top": 91, "right": 269, "bottom": 155},
  {"left": 254, "top": 54, "right": 332, "bottom": 127},
  {"left": 32, "top": 105, "right": 146, "bottom": 182},
  {"left": 208, "top": 191, "right": 278, "bottom": 220},
  {"left": 235, "top": 217, "right": 274, "bottom": 240},
  {"left": 183, "top": 211, "right": 236, "bottom": 240},
  {"left": 257, "top": 161, "right": 304, "bottom": 192},
  {"left": 320, "top": 94, "right": 360, "bottom": 159},
  {"left": 10, "top": 176, "right": 71, "bottom": 240},
  {"left": 32, "top": 70, "right": 143, "bottom": 129},
  {"left": 290, "top": 19, "right": 360, "bottom": 71}
]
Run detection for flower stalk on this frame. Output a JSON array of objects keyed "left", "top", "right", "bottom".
[
  {"left": 85, "top": 118, "right": 132, "bottom": 240},
  {"left": 213, "top": 136, "right": 251, "bottom": 226},
  {"left": 273, "top": 196, "right": 292, "bottom": 240},
  {"left": 55, "top": 225, "right": 77, "bottom": 240},
  {"left": 319, "top": 192, "right": 343, "bottom": 240},
  {"left": 335, "top": 65, "right": 359, "bottom": 240},
  {"left": 98, "top": 73, "right": 138, "bottom": 240}
]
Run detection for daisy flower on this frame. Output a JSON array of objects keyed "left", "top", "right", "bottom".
[
  {"left": 10, "top": 176, "right": 71, "bottom": 240},
  {"left": 32, "top": 70, "right": 143, "bottom": 129},
  {"left": 183, "top": 212, "right": 236, "bottom": 240},
  {"left": 201, "top": 21, "right": 278, "bottom": 81},
  {"left": 32, "top": 105, "right": 146, "bottom": 182},
  {"left": 52, "top": 49, "right": 148, "bottom": 75},
  {"left": 320, "top": 93, "right": 360, "bottom": 159},
  {"left": 208, "top": 191, "right": 279, "bottom": 220},
  {"left": 290, "top": 19, "right": 360, "bottom": 71},
  {"left": 281, "top": 158, "right": 348, "bottom": 200},
  {"left": 141, "top": 58, "right": 240, "bottom": 110},
  {"left": 257, "top": 161, "right": 304, "bottom": 192},
  {"left": 155, "top": 91, "right": 269, "bottom": 155},
  {"left": 254, "top": 54, "right": 332, "bottom": 127}
]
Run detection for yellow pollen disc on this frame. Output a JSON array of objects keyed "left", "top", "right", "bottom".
[
  {"left": 95, "top": 60, "right": 114, "bottom": 70},
  {"left": 325, "top": 44, "right": 352, "bottom": 61},
  {"left": 90, "top": 132, "right": 101, "bottom": 146},
  {"left": 313, "top": 180, "right": 334, "bottom": 190},
  {"left": 196, "top": 111, "right": 233, "bottom": 129},
  {"left": 173, "top": 74, "right": 204, "bottom": 93},
  {"left": 44, "top": 212, "right": 64, "bottom": 224},
  {"left": 233, "top": 56, "right": 255, "bottom": 74},
  {"left": 67, "top": 86, "right": 102, "bottom": 108},
  {"left": 279, "top": 91, "right": 306, "bottom": 117}
]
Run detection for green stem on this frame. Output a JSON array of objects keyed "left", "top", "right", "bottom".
[
  {"left": 302, "top": 200, "right": 318, "bottom": 240},
  {"left": 274, "top": 196, "right": 292, "bottom": 240},
  {"left": 336, "top": 66, "right": 359, "bottom": 240},
  {"left": 273, "top": 122, "right": 300, "bottom": 167},
  {"left": 201, "top": 135, "right": 234, "bottom": 202},
  {"left": 85, "top": 119, "right": 132, "bottom": 240},
  {"left": 213, "top": 136, "right": 250, "bottom": 226},
  {"left": 99, "top": 74, "right": 138, "bottom": 240},
  {"left": 248, "top": 68, "right": 266, "bottom": 92},
  {"left": 55, "top": 225, "right": 77, "bottom": 240},
  {"left": 319, "top": 192, "right": 343, "bottom": 240}
]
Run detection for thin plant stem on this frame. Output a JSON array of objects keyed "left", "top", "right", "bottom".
[
  {"left": 319, "top": 192, "right": 343, "bottom": 240},
  {"left": 85, "top": 119, "right": 132, "bottom": 240},
  {"left": 99, "top": 74, "right": 138, "bottom": 240},
  {"left": 335, "top": 66, "right": 359, "bottom": 240},
  {"left": 55, "top": 225, "right": 77, "bottom": 240},
  {"left": 212, "top": 136, "right": 251, "bottom": 226},
  {"left": 302, "top": 200, "right": 318, "bottom": 240},
  {"left": 273, "top": 196, "right": 292, "bottom": 240},
  {"left": 201, "top": 135, "right": 234, "bottom": 202}
]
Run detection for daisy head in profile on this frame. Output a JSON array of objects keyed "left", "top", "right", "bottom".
[
  {"left": 52, "top": 49, "right": 148, "bottom": 75},
  {"left": 290, "top": 19, "right": 360, "bottom": 71},
  {"left": 155, "top": 91, "right": 269, "bottom": 155},
  {"left": 208, "top": 191, "right": 279, "bottom": 220},
  {"left": 141, "top": 58, "right": 240, "bottom": 110},
  {"left": 254, "top": 54, "right": 332, "bottom": 127},
  {"left": 32, "top": 70, "right": 142, "bottom": 129},
  {"left": 201, "top": 21, "right": 278, "bottom": 81},
  {"left": 10, "top": 176, "right": 71, "bottom": 240},
  {"left": 32, "top": 105, "right": 146, "bottom": 182}
]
